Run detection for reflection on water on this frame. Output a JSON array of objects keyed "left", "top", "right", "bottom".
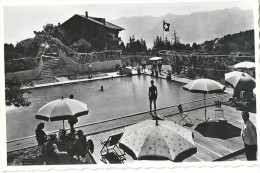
[{"left": 6, "top": 76, "right": 206, "bottom": 141}]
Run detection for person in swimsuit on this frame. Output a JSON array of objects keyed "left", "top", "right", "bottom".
[{"left": 149, "top": 80, "right": 158, "bottom": 113}]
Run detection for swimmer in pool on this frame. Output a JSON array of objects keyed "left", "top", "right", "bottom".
[{"left": 149, "top": 80, "right": 158, "bottom": 114}]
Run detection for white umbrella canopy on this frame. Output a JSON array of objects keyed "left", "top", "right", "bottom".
[
  {"left": 35, "top": 97, "right": 89, "bottom": 122},
  {"left": 183, "top": 79, "right": 225, "bottom": 121},
  {"left": 233, "top": 61, "right": 255, "bottom": 69},
  {"left": 183, "top": 78, "right": 226, "bottom": 94},
  {"left": 149, "top": 57, "right": 162, "bottom": 61},
  {"left": 119, "top": 120, "right": 197, "bottom": 161},
  {"left": 224, "top": 71, "right": 255, "bottom": 91}
]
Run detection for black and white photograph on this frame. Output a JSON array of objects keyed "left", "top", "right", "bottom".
[{"left": 1, "top": 0, "right": 259, "bottom": 169}]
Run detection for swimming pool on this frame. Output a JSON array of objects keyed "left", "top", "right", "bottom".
[{"left": 6, "top": 75, "right": 210, "bottom": 141}]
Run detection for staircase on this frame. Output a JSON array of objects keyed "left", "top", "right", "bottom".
[{"left": 40, "top": 55, "right": 72, "bottom": 79}]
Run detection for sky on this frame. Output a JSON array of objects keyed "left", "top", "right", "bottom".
[{"left": 3, "top": 0, "right": 256, "bottom": 45}]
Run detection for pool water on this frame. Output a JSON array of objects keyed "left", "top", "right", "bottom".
[{"left": 6, "top": 75, "right": 208, "bottom": 141}]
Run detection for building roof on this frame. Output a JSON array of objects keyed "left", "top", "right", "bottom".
[{"left": 62, "top": 14, "right": 124, "bottom": 31}]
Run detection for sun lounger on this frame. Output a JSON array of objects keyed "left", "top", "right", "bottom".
[
  {"left": 100, "top": 133, "right": 125, "bottom": 163},
  {"left": 177, "top": 104, "right": 192, "bottom": 126},
  {"left": 100, "top": 152, "right": 124, "bottom": 164}
]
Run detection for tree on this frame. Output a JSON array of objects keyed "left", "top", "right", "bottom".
[
  {"left": 192, "top": 42, "right": 200, "bottom": 51},
  {"left": 70, "top": 39, "right": 92, "bottom": 53},
  {"left": 185, "top": 44, "right": 192, "bottom": 51},
  {"left": 4, "top": 43, "right": 22, "bottom": 61},
  {"left": 119, "top": 41, "right": 125, "bottom": 52},
  {"left": 125, "top": 36, "right": 147, "bottom": 53},
  {"left": 37, "top": 24, "right": 71, "bottom": 45},
  {"left": 219, "top": 43, "right": 232, "bottom": 54},
  {"left": 140, "top": 38, "right": 147, "bottom": 52},
  {"left": 164, "top": 37, "right": 171, "bottom": 50},
  {"left": 5, "top": 80, "right": 33, "bottom": 107},
  {"left": 204, "top": 40, "right": 214, "bottom": 51},
  {"left": 152, "top": 36, "right": 164, "bottom": 51},
  {"left": 172, "top": 30, "right": 180, "bottom": 45}
]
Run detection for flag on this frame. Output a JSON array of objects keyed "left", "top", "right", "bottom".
[{"left": 163, "top": 20, "right": 170, "bottom": 32}]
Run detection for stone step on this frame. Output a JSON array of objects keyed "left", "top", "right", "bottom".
[
  {"left": 44, "top": 60, "right": 59, "bottom": 63},
  {"left": 41, "top": 71, "right": 53, "bottom": 74},
  {"left": 43, "top": 63, "right": 59, "bottom": 66},
  {"left": 41, "top": 70, "right": 55, "bottom": 73},
  {"left": 42, "top": 67, "right": 56, "bottom": 70},
  {"left": 40, "top": 73, "right": 56, "bottom": 77}
]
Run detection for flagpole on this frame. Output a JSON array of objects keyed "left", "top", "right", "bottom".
[{"left": 163, "top": 20, "right": 164, "bottom": 41}]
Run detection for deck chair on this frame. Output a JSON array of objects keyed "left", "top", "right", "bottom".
[
  {"left": 100, "top": 152, "right": 124, "bottom": 164},
  {"left": 177, "top": 104, "right": 192, "bottom": 126},
  {"left": 214, "top": 100, "right": 225, "bottom": 121},
  {"left": 100, "top": 133, "right": 125, "bottom": 163}
]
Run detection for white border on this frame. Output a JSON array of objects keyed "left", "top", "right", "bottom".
[{"left": 0, "top": 0, "right": 259, "bottom": 171}]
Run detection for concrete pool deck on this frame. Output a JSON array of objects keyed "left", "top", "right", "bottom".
[
  {"left": 7, "top": 99, "right": 256, "bottom": 165},
  {"left": 23, "top": 67, "right": 234, "bottom": 95},
  {"left": 88, "top": 104, "right": 256, "bottom": 163},
  {"left": 23, "top": 67, "right": 193, "bottom": 89}
]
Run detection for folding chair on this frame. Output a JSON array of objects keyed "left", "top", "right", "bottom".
[
  {"left": 100, "top": 133, "right": 125, "bottom": 163},
  {"left": 177, "top": 104, "right": 192, "bottom": 126},
  {"left": 214, "top": 100, "right": 225, "bottom": 121}
]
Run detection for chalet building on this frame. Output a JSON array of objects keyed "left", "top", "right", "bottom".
[{"left": 60, "top": 11, "right": 124, "bottom": 51}]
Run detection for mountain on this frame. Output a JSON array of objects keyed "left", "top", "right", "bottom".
[{"left": 109, "top": 7, "right": 254, "bottom": 48}]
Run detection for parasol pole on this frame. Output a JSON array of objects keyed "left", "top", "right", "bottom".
[
  {"left": 63, "top": 120, "right": 64, "bottom": 129},
  {"left": 204, "top": 94, "right": 206, "bottom": 121}
]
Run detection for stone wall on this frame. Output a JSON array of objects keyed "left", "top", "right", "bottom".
[
  {"left": 5, "top": 57, "right": 43, "bottom": 81},
  {"left": 59, "top": 50, "right": 122, "bottom": 72}
]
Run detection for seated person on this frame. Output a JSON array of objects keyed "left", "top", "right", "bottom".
[
  {"left": 59, "top": 129, "right": 67, "bottom": 141},
  {"left": 35, "top": 123, "right": 48, "bottom": 145},
  {"left": 42, "top": 134, "right": 68, "bottom": 165},
  {"left": 233, "top": 88, "right": 241, "bottom": 100},
  {"left": 166, "top": 70, "right": 171, "bottom": 80},
  {"left": 67, "top": 128, "right": 77, "bottom": 144},
  {"left": 155, "top": 69, "right": 159, "bottom": 77},
  {"left": 69, "top": 130, "right": 87, "bottom": 158},
  {"left": 118, "top": 66, "right": 123, "bottom": 75},
  {"left": 137, "top": 64, "right": 141, "bottom": 75},
  {"left": 151, "top": 69, "right": 154, "bottom": 76}
]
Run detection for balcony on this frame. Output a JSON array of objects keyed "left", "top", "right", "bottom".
[{"left": 108, "top": 37, "right": 121, "bottom": 42}]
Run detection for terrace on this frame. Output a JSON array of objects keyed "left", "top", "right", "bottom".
[{"left": 7, "top": 90, "right": 255, "bottom": 165}]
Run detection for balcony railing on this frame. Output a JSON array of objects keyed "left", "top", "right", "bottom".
[{"left": 108, "top": 37, "right": 121, "bottom": 42}]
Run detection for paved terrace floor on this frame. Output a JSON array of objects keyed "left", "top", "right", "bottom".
[
  {"left": 87, "top": 104, "right": 256, "bottom": 163},
  {"left": 7, "top": 96, "right": 256, "bottom": 164}
]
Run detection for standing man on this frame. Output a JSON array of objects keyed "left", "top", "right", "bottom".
[
  {"left": 88, "top": 62, "right": 92, "bottom": 79},
  {"left": 158, "top": 60, "right": 162, "bottom": 75},
  {"left": 130, "top": 57, "right": 134, "bottom": 69},
  {"left": 122, "top": 62, "right": 126, "bottom": 74},
  {"left": 149, "top": 80, "right": 158, "bottom": 114},
  {"left": 241, "top": 111, "right": 257, "bottom": 161},
  {"left": 142, "top": 59, "right": 146, "bottom": 73}
]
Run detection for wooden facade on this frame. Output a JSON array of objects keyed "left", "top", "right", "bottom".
[{"left": 61, "top": 12, "right": 124, "bottom": 51}]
